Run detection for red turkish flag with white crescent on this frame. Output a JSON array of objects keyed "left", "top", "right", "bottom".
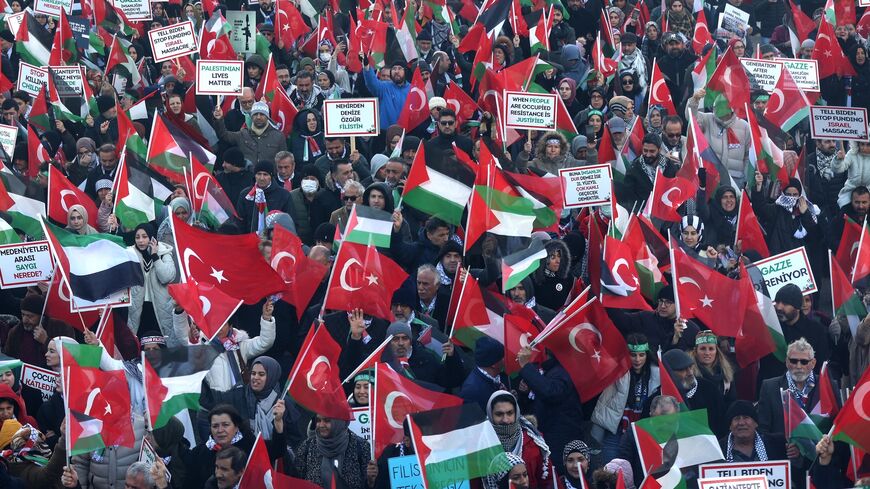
[
  {"left": 396, "top": 67, "right": 431, "bottom": 132},
  {"left": 648, "top": 60, "right": 676, "bottom": 116},
  {"left": 287, "top": 324, "right": 352, "bottom": 420},
  {"left": 47, "top": 165, "right": 99, "bottom": 229},
  {"left": 270, "top": 226, "right": 328, "bottom": 319},
  {"left": 324, "top": 241, "right": 408, "bottom": 321}
]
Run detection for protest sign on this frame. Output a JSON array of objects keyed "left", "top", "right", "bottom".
[
  {"left": 5, "top": 11, "right": 26, "bottom": 38},
  {"left": 750, "top": 246, "right": 817, "bottom": 297},
  {"left": 21, "top": 363, "right": 58, "bottom": 402},
  {"left": 700, "top": 461, "right": 790, "bottom": 489},
  {"left": 559, "top": 164, "right": 613, "bottom": 208},
  {"left": 16, "top": 63, "right": 48, "bottom": 97},
  {"left": 861, "top": 0, "right": 870, "bottom": 6},
  {"left": 718, "top": 4, "right": 751, "bottom": 37},
  {"left": 33, "top": 0, "right": 73, "bottom": 18},
  {"left": 49, "top": 66, "right": 86, "bottom": 97},
  {"left": 810, "top": 106, "right": 870, "bottom": 142},
  {"left": 699, "top": 476, "right": 768, "bottom": 489},
  {"left": 0, "top": 124, "right": 18, "bottom": 160},
  {"left": 323, "top": 98, "right": 380, "bottom": 137},
  {"left": 348, "top": 407, "right": 371, "bottom": 444},
  {"left": 504, "top": 91, "right": 557, "bottom": 131},
  {"left": 67, "top": 15, "right": 89, "bottom": 50},
  {"left": 741, "top": 58, "right": 782, "bottom": 92},
  {"left": 148, "top": 21, "right": 198, "bottom": 63},
  {"left": 195, "top": 60, "right": 244, "bottom": 95},
  {"left": 113, "top": 0, "right": 151, "bottom": 21},
  {"left": 776, "top": 58, "right": 820, "bottom": 92},
  {"left": 139, "top": 438, "right": 158, "bottom": 465},
  {"left": 387, "top": 455, "right": 470, "bottom": 489},
  {"left": 69, "top": 286, "right": 131, "bottom": 312},
  {"left": 227, "top": 11, "right": 257, "bottom": 54},
  {"left": 0, "top": 241, "right": 53, "bottom": 288}
]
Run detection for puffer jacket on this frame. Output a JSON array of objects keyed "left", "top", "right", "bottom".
[
  {"left": 687, "top": 97, "right": 751, "bottom": 188},
  {"left": 214, "top": 118, "right": 288, "bottom": 165},
  {"left": 127, "top": 242, "right": 178, "bottom": 341},
  {"left": 73, "top": 414, "right": 146, "bottom": 489},
  {"left": 591, "top": 366, "right": 660, "bottom": 434},
  {"left": 833, "top": 145, "right": 870, "bottom": 207}
]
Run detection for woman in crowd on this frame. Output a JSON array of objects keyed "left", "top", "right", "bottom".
[
  {"left": 294, "top": 414, "right": 375, "bottom": 488},
  {"left": 128, "top": 223, "right": 177, "bottom": 339},
  {"left": 184, "top": 404, "right": 256, "bottom": 489},
  {"left": 348, "top": 372, "right": 371, "bottom": 408},
  {"left": 65, "top": 205, "right": 97, "bottom": 235},
  {"left": 691, "top": 331, "right": 737, "bottom": 403},
  {"left": 560, "top": 441, "right": 592, "bottom": 489},
  {"left": 291, "top": 109, "right": 326, "bottom": 167}
]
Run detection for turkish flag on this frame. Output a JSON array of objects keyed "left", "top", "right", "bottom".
[
  {"left": 275, "top": 0, "right": 309, "bottom": 47},
  {"left": 396, "top": 67, "right": 430, "bottom": 132},
  {"left": 325, "top": 241, "right": 408, "bottom": 321},
  {"left": 735, "top": 191, "right": 770, "bottom": 258},
  {"left": 27, "top": 125, "right": 51, "bottom": 178},
  {"left": 707, "top": 47, "right": 751, "bottom": 119},
  {"left": 372, "top": 363, "right": 463, "bottom": 459},
  {"left": 831, "top": 359, "right": 870, "bottom": 452},
  {"left": 835, "top": 215, "right": 863, "bottom": 275},
  {"left": 600, "top": 236, "right": 652, "bottom": 311},
  {"left": 47, "top": 165, "right": 98, "bottom": 228},
  {"left": 271, "top": 89, "right": 299, "bottom": 137},
  {"left": 240, "top": 434, "right": 321, "bottom": 489},
  {"left": 504, "top": 314, "right": 542, "bottom": 374},
  {"left": 537, "top": 298, "right": 630, "bottom": 401},
  {"left": 64, "top": 351, "right": 135, "bottom": 448},
  {"left": 287, "top": 324, "right": 352, "bottom": 420},
  {"left": 648, "top": 60, "right": 676, "bottom": 117},
  {"left": 168, "top": 280, "right": 243, "bottom": 341},
  {"left": 171, "top": 215, "right": 285, "bottom": 304},
  {"left": 270, "top": 226, "right": 328, "bottom": 319},
  {"left": 443, "top": 81, "right": 480, "bottom": 125},
  {"left": 763, "top": 65, "right": 815, "bottom": 132},
  {"left": 649, "top": 169, "right": 696, "bottom": 222},
  {"left": 44, "top": 273, "right": 99, "bottom": 331},
  {"left": 692, "top": 10, "right": 713, "bottom": 54},
  {"left": 812, "top": 19, "right": 856, "bottom": 78}
]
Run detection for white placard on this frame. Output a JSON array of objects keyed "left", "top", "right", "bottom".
[
  {"left": 776, "top": 58, "right": 820, "bottom": 92},
  {"left": 0, "top": 241, "right": 53, "bottom": 288},
  {"left": 323, "top": 98, "right": 380, "bottom": 137},
  {"left": 195, "top": 60, "right": 244, "bottom": 95},
  {"left": 740, "top": 58, "right": 782, "bottom": 92},
  {"left": 68, "top": 286, "right": 131, "bottom": 312},
  {"left": 20, "top": 363, "right": 58, "bottom": 401},
  {"left": 49, "top": 66, "right": 86, "bottom": 98},
  {"left": 809, "top": 106, "right": 870, "bottom": 142},
  {"left": 700, "top": 461, "right": 790, "bottom": 489},
  {"left": 227, "top": 11, "right": 257, "bottom": 54},
  {"left": 33, "top": 0, "right": 73, "bottom": 18},
  {"left": 861, "top": 0, "right": 870, "bottom": 6},
  {"left": 139, "top": 437, "right": 158, "bottom": 464},
  {"left": 0, "top": 123, "right": 18, "bottom": 160},
  {"left": 750, "top": 246, "right": 817, "bottom": 298},
  {"left": 504, "top": 91, "right": 557, "bottom": 131},
  {"left": 5, "top": 11, "right": 26, "bottom": 38},
  {"left": 699, "top": 475, "right": 768, "bottom": 489},
  {"left": 559, "top": 164, "right": 613, "bottom": 208},
  {"left": 347, "top": 407, "right": 371, "bottom": 444},
  {"left": 718, "top": 3, "right": 751, "bottom": 37},
  {"left": 16, "top": 62, "right": 48, "bottom": 97},
  {"left": 113, "top": 0, "right": 151, "bottom": 21},
  {"left": 148, "top": 21, "right": 198, "bottom": 63}
]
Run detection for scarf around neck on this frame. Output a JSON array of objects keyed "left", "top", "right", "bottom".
[{"left": 725, "top": 432, "right": 769, "bottom": 462}]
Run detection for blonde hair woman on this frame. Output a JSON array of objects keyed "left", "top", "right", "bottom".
[{"left": 691, "top": 331, "right": 736, "bottom": 402}]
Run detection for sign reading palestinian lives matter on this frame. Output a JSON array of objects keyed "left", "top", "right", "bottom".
[
  {"left": 195, "top": 60, "right": 244, "bottom": 95},
  {"left": 749, "top": 247, "right": 817, "bottom": 298},
  {"left": 20, "top": 363, "right": 57, "bottom": 402},
  {"left": 740, "top": 58, "right": 782, "bottom": 92},
  {"left": 227, "top": 11, "right": 257, "bottom": 54},
  {"left": 49, "top": 66, "right": 86, "bottom": 98},
  {"left": 113, "top": 0, "right": 151, "bottom": 21},
  {"left": 504, "top": 91, "right": 557, "bottom": 132},
  {"left": 698, "top": 475, "right": 768, "bottom": 489},
  {"left": 810, "top": 106, "right": 870, "bottom": 142},
  {"left": 33, "top": 0, "right": 73, "bottom": 18},
  {"left": 148, "top": 21, "right": 198, "bottom": 63},
  {"left": 347, "top": 407, "right": 371, "bottom": 444},
  {"left": 776, "top": 58, "right": 821, "bottom": 92},
  {"left": 16, "top": 63, "right": 48, "bottom": 97},
  {"left": 0, "top": 124, "right": 18, "bottom": 160},
  {"left": 323, "top": 98, "right": 380, "bottom": 137},
  {"left": 718, "top": 3, "right": 751, "bottom": 37},
  {"left": 0, "top": 242, "right": 54, "bottom": 288},
  {"left": 700, "top": 461, "right": 790, "bottom": 489},
  {"left": 559, "top": 164, "right": 613, "bottom": 208}
]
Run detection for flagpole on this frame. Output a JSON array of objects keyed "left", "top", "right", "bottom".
[
  {"left": 111, "top": 153, "right": 124, "bottom": 228},
  {"left": 668, "top": 230, "right": 681, "bottom": 319},
  {"left": 370, "top": 363, "right": 377, "bottom": 461},
  {"left": 341, "top": 335, "right": 394, "bottom": 384},
  {"left": 168, "top": 213, "right": 186, "bottom": 284},
  {"left": 852, "top": 217, "right": 867, "bottom": 284},
  {"left": 64, "top": 364, "right": 72, "bottom": 466},
  {"left": 447, "top": 267, "right": 470, "bottom": 341},
  {"left": 733, "top": 192, "right": 743, "bottom": 250},
  {"left": 141, "top": 350, "right": 154, "bottom": 432},
  {"left": 829, "top": 249, "right": 836, "bottom": 320},
  {"left": 529, "top": 296, "right": 596, "bottom": 348}
]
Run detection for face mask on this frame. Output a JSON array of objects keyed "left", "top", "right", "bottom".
[
  {"left": 319, "top": 53, "right": 332, "bottom": 63},
  {"left": 301, "top": 179, "right": 318, "bottom": 193}
]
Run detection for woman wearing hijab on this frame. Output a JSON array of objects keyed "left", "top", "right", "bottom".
[
  {"left": 485, "top": 453, "right": 530, "bottom": 489},
  {"left": 645, "top": 105, "right": 666, "bottom": 136},
  {"left": 156, "top": 197, "right": 195, "bottom": 244},
  {"left": 678, "top": 214, "right": 720, "bottom": 262},
  {"left": 65, "top": 205, "right": 97, "bottom": 235},
  {"left": 128, "top": 223, "right": 177, "bottom": 338},
  {"left": 557, "top": 78, "right": 583, "bottom": 116},
  {"left": 150, "top": 417, "right": 189, "bottom": 489},
  {"left": 706, "top": 186, "right": 738, "bottom": 248},
  {"left": 560, "top": 441, "right": 592, "bottom": 489},
  {"left": 294, "top": 414, "right": 374, "bottom": 488},
  {"left": 291, "top": 109, "right": 326, "bottom": 167}
]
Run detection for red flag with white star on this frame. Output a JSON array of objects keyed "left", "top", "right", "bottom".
[
  {"left": 324, "top": 241, "right": 408, "bottom": 321},
  {"left": 812, "top": 18, "right": 856, "bottom": 78}
]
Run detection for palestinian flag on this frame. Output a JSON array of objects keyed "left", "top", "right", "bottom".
[
  {"left": 503, "top": 170, "right": 562, "bottom": 232},
  {"left": 41, "top": 219, "right": 143, "bottom": 302},
  {"left": 810, "top": 360, "right": 841, "bottom": 430},
  {"left": 632, "top": 409, "right": 723, "bottom": 471},
  {"left": 831, "top": 366, "right": 870, "bottom": 452},
  {"left": 15, "top": 12, "right": 52, "bottom": 67},
  {"left": 784, "top": 389, "right": 823, "bottom": 459},
  {"left": 344, "top": 204, "right": 393, "bottom": 248},
  {"left": 449, "top": 271, "right": 512, "bottom": 347},
  {"left": 0, "top": 218, "right": 18, "bottom": 243},
  {"left": 394, "top": 0, "right": 418, "bottom": 62},
  {"left": 48, "top": 8, "right": 79, "bottom": 66},
  {"left": 93, "top": 0, "right": 136, "bottom": 36},
  {"left": 402, "top": 142, "right": 474, "bottom": 226},
  {"left": 143, "top": 344, "right": 222, "bottom": 430},
  {"left": 621, "top": 214, "right": 669, "bottom": 301},
  {"left": 68, "top": 410, "right": 105, "bottom": 455},
  {"left": 706, "top": 46, "right": 750, "bottom": 119},
  {"left": 47, "top": 68, "right": 85, "bottom": 124},
  {"left": 527, "top": 6, "right": 553, "bottom": 54},
  {"left": 147, "top": 114, "right": 216, "bottom": 183},
  {"left": 0, "top": 358, "right": 22, "bottom": 373},
  {"left": 501, "top": 238, "right": 547, "bottom": 292},
  {"left": 28, "top": 86, "right": 50, "bottom": 133},
  {"left": 105, "top": 35, "right": 142, "bottom": 86},
  {"left": 0, "top": 173, "right": 44, "bottom": 238},
  {"left": 738, "top": 263, "right": 787, "bottom": 365},
  {"left": 114, "top": 153, "right": 174, "bottom": 229},
  {"left": 692, "top": 45, "right": 718, "bottom": 99},
  {"left": 408, "top": 403, "right": 510, "bottom": 489},
  {"left": 830, "top": 249, "right": 866, "bottom": 338},
  {"left": 187, "top": 156, "right": 237, "bottom": 229}
]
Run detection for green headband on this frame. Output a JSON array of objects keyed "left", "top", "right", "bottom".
[
  {"left": 354, "top": 373, "right": 373, "bottom": 384},
  {"left": 588, "top": 110, "right": 604, "bottom": 118},
  {"left": 696, "top": 334, "right": 718, "bottom": 345},
  {"left": 628, "top": 343, "right": 650, "bottom": 352}
]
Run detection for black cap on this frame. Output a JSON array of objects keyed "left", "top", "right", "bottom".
[
  {"left": 774, "top": 284, "right": 803, "bottom": 309},
  {"left": 621, "top": 32, "right": 638, "bottom": 44},
  {"left": 663, "top": 349, "right": 694, "bottom": 370},
  {"left": 726, "top": 400, "right": 759, "bottom": 423}
]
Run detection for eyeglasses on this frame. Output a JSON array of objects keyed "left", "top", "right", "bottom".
[
  {"left": 788, "top": 358, "right": 812, "bottom": 365},
  {"left": 622, "top": 80, "right": 634, "bottom": 85},
  {"left": 658, "top": 299, "right": 674, "bottom": 305},
  {"left": 439, "top": 120, "right": 455, "bottom": 126},
  {"left": 343, "top": 195, "right": 358, "bottom": 202}
]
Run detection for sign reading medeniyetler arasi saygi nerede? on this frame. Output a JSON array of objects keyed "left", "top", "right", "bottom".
[
  {"left": 323, "top": 99, "right": 380, "bottom": 137},
  {"left": 504, "top": 91, "right": 557, "bottom": 131},
  {"left": 196, "top": 60, "right": 244, "bottom": 95}
]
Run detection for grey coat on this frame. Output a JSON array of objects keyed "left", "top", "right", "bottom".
[{"left": 127, "top": 242, "right": 178, "bottom": 342}]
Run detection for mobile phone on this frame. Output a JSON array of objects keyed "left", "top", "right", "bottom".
[{"left": 585, "top": 124, "right": 596, "bottom": 140}]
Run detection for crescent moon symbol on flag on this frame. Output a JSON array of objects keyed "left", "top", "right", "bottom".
[
  {"left": 306, "top": 356, "right": 331, "bottom": 391},
  {"left": 384, "top": 391, "right": 412, "bottom": 429}
]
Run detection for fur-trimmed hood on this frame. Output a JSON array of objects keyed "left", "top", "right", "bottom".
[{"left": 534, "top": 239, "right": 572, "bottom": 280}]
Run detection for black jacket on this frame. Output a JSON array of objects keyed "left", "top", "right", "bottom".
[
  {"left": 757, "top": 374, "right": 840, "bottom": 435},
  {"left": 236, "top": 180, "right": 294, "bottom": 232},
  {"left": 608, "top": 309, "right": 700, "bottom": 353},
  {"left": 758, "top": 313, "right": 831, "bottom": 382},
  {"left": 620, "top": 156, "right": 680, "bottom": 210}
]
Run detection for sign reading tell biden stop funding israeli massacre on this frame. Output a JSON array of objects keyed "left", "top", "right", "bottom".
[
  {"left": 323, "top": 98, "right": 380, "bottom": 137},
  {"left": 195, "top": 60, "right": 244, "bottom": 96}
]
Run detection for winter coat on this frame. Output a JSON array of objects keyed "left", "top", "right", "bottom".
[
  {"left": 293, "top": 431, "right": 371, "bottom": 489},
  {"left": 833, "top": 145, "right": 870, "bottom": 207},
  {"left": 608, "top": 309, "right": 700, "bottom": 353},
  {"left": 705, "top": 185, "right": 739, "bottom": 247},
  {"left": 363, "top": 67, "right": 410, "bottom": 129},
  {"left": 687, "top": 97, "right": 751, "bottom": 188},
  {"left": 214, "top": 118, "right": 288, "bottom": 166},
  {"left": 805, "top": 149, "right": 848, "bottom": 218},
  {"left": 592, "top": 366, "right": 661, "bottom": 434},
  {"left": 532, "top": 240, "right": 574, "bottom": 311},
  {"left": 459, "top": 368, "right": 513, "bottom": 411},
  {"left": 750, "top": 186, "right": 820, "bottom": 256},
  {"left": 6, "top": 438, "right": 67, "bottom": 489},
  {"left": 236, "top": 181, "right": 294, "bottom": 232},
  {"left": 73, "top": 414, "right": 146, "bottom": 489},
  {"left": 621, "top": 155, "right": 680, "bottom": 210},
  {"left": 127, "top": 242, "right": 178, "bottom": 341},
  {"left": 183, "top": 432, "right": 255, "bottom": 489},
  {"left": 290, "top": 109, "right": 326, "bottom": 167},
  {"left": 518, "top": 358, "right": 583, "bottom": 463}
]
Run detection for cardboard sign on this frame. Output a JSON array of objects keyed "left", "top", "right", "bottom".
[
  {"left": 5, "top": 11, "right": 26, "bottom": 38},
  {"left": 750, "top": 247, "right": 817, "bottom": 298},
  {"left": 388, "top": 456, "right": 425, "bottom": 488},
  {"left": 700, "top": 461, "right": 790, "bottom": 489},
  {"left": 33, "top": 0, "right": 74, "bottom": 18},
  {"left": 0, "top": 123, "right": 18, "bottom": 160},
  {"left": 49, "top": 66, "right": 86, "bottom": 98},
  {"left": 861, "top": 0, "right": 870, "bottom": 6},
  {"left": 719, "top": 3, "right": 751, "bottom": 37},
  {"left": 810, "top": 106, "right": 870, "bottom": 142},
  {"left": 0, "top": 241, "right": 53, "bottom": 288},
  {"left": 69, "top": 287, "right": 131, "bottom": 312},
  {"left": 148, "top": 21, "right": 198, "bottom": 63},
  {"left": 20, "top": 363, "right": 58, "bottom": 402},
  {"left": 227, "top": 11, "right": 257, "bottom": 54},
  {"left": 16, "top": 63, "right": 48, "bottom": 97},
  {"left": 559, "top": 164, "right": 613, "bottom": 208},
  {"left": 139, "top": 437, "right": 157, "bottom": 465},
  {"left": 504, "top": 91, "right": 557, "bottom": 131},
  {"left": 699, "top": 475, "right": 768, "bottom": 489},
  {"left": 67, "top": 15, "right": 90, "bottom": 50},
  {"left": 741, "top": 58, "right": 782, "bottom": 92},
  {"left": 113, "top": 0, "right": 151, "bottom": 21},
  {"left": 195, "top": 60, "right": 244, "bottom": 95},
  {"left": 323, "top": 98, "right": 380, "bottom": 137},
  {"left": 347, "top": 407, "right": 371, "bottom": 444},
  {"left": 776, "top": 58, "right": 820, "bottom": 92}
]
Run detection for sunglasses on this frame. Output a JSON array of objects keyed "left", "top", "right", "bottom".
[
  {"left": 622, "top": 79, "right": 633, "bottom": 85},
  {"left": 439, "top": 120, "right": 455, "bottom": 126},
  {"left": 343, "top": 195, "right": 358, "bottom": 202},
  {"left": 788, "top": 358, "right": 812, "bottom": 365}
]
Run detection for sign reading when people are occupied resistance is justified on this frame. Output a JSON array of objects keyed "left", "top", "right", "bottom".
[
  {"left": 148, "top": 21, "right": 198, "bottom": 63},
  {"left": 195, "top": 60, "right": 244, "bottom": 95},
  {"left": 809, "top": 106, "right": 870, "bottom": 142},
  {"left": 559, "top": 164, "right": 613, "bottom": 208},
  {"left": 323, "top": 98, "right": 380, "bottom": 137},
  {"left": 504, "top": 91, "right": 557, "bottom": 132},
  {"left": 748, "top": 247, "right": 817, "bottom": 298},
  {"left": 0, "top": 241, "right": 53, "bottom": 288},
  {"left": 700, "top": 461, "right": 790, "bottom": 489}
]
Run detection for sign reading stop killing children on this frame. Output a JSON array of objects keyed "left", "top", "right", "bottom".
[
  {"left": 195, "top": 60, "right": 244, "bottom": 95},
  {"left": 749, "top": 246, "right": 817, "bottom": 298},
  {"left": 323, "top": 98, "right": 380, "bottom": 137},
  {"left": 809, "top": 106, "right": 870, "bottom": 142},
  {"left": 0, "top": 241, "right": 53, "bottom": 288},
  {"left": 559, "top": 164, "right": 613, "bottom": 208},
  {"left": 16, "top": 63, "right": 48, "bottom": 97},
  {"left": 148, "top": 21, "right": 198, "bottom": 63},
  {"left": 504, "top": 91, "right": 557, "bottom": 132}
]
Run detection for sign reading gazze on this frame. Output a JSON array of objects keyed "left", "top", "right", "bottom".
[
  {"left": 323, "top": 98, "right": 379, "bottom": 137},
  {"left": 504, "top": 91, "right": 557, "bottom": 131},
  {"left": 749, "top": 247, "right": 816, "bottom": 298},
  {"left": 809, "top": 106, "right": 870, "bottom": 142},
  {"left": 148, "top": 21, "right": 198, "bottom": 63},
  {"left": 195, "top": 60, "right": 243, "bottom": 95}
]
